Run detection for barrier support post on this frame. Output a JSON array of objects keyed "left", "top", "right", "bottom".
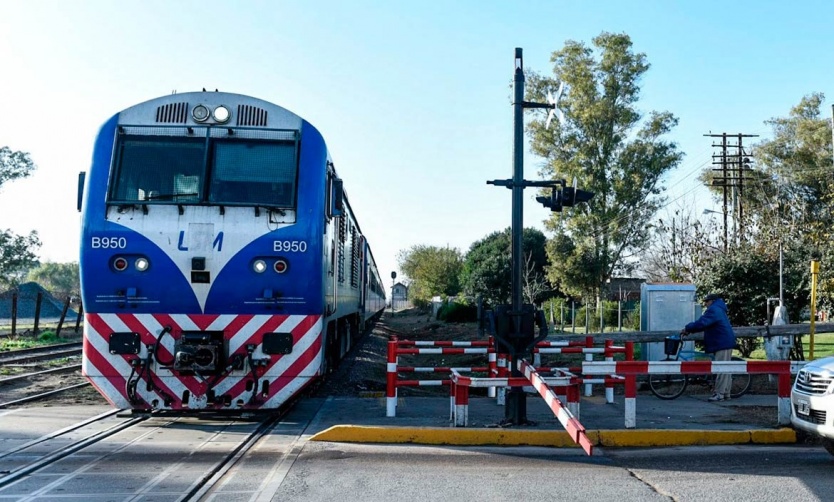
[
  {"left": 604, "top": 339, "right": 614, "bottom": 404},
  {"left": 624, "top": 374, "right": 637, "bottom": 428},
  {"left": 454, "top": 380, "right": 469, "bottom": 427},
  {"left": 386, "top": 335, "right": 398, "bottom": 417},
  {"left": 584, "top": 336, "right": 594, "bottom": 397},
  {"left": 496, "top": 352, "right": 508, "bottom": 406},
  {"left": 778, "top": 371, "right": 791, "bottom": 425},
  {"left": 488, "top": 336, "right": 497, "bottom": 398}
]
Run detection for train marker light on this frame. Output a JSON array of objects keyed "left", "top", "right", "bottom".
[
  {"left": 113, "top": 257, "right": 128, "bottom": 271},
  {"left": 192, "top": 104, "right": 210, "bottom": 122},
  {"left": 253, "top": 260, "right": 267, "bottom": 273},
  {"left": 213, "top": 105, "right": 230, "bottom": 123},
  {"left": 274, "top": 259, "right": 288, "bottom": 273},
  {"left": 135, "top": 257, "right": 150, "bottom": 271}
]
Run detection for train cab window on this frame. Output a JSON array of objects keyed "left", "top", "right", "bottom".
[
  {"left": 209, "top": 141, "right": 297, "bottom": 207},
  {"left": 109, "top": 136, "right": 204, "bottom": 204}
]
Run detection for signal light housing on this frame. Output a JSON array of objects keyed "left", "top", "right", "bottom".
[{"left": 113, "top": 257, "right": 128, "bottom": 271}]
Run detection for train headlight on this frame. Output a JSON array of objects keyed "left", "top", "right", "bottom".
[
  {"left": 135, "top": 257, "right": 150, "bottom": 272},
  {"left": 253, "top": 260, "right": 267, "bottom": 273},
  {"left": 274, "top": 259, "right": 288, "bottom": 274},
  {"left": 213, "top": 105, "right": 230, "bottom": 123},
  {"left": 113, "top": 257, "right": 128, "bottom": 272},
  {"left": 192, "top": 104, "right": 210, "bottom": 122}
]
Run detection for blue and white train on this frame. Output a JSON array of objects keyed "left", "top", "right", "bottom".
[{"left": 78, "top": 91, "right": 386, "bottom": 411}]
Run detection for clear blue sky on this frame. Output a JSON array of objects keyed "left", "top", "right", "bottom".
[{"left": 1, "top": 1, "right": 832, "bottom": 286}]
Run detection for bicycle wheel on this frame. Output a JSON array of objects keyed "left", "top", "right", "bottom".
[
  {"left": 728, "top": 356, "right": 751, "bottom": 398},
  {"left": 648, "top": 374, "right": 688, "bottom": 400}
]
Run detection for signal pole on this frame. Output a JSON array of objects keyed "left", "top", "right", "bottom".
[{"left": 487, "top": 48, "right": 593, "bottom": 425}]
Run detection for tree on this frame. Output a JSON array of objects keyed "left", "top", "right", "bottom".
[
  {"left": 526, "top": 32, "right": 683, "bottom": 301},
  {"left": 0, "top": 146, "right": 39, "bottom": 287},
  {"left": 460, "top": 227, "right": 549, "bottom": 306},
  {"left": 25, "top": 261, "right": 80, "bottom": 297},
  {"left": 0, "top": 229, "right": 40, "bottom": 288},
  {"left": 397, "top": 245, "right": 463, "bottom": 307},
  {"left": 641, "top": 203, "right": 722, "bottom": 283},
  {"left": 0, "top": 147, "right": 35, "bottom": 189}
]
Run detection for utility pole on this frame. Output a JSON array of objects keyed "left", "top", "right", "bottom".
[{"left": 704, "top": 133, "right": 758, "bottom": 250}]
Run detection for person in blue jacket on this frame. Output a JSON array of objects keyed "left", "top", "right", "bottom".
[{"left": 680, "top": 293, "right": 737, "bottom": 401}]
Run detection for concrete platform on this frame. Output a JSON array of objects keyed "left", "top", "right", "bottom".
[{"left": 305, "top": 393, "right": 796, "bottom": 448}]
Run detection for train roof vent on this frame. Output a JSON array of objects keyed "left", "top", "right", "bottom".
[
  {"left": 236, "top": 104, "right": 268, "bottom": 126},
  {"left": 155, "top": 102, "right": 189, "bottom": 123}
]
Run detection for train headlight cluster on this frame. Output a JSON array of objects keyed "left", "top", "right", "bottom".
[
  {"left": 253, "top": 258, "right": 290, "bottom": 274},
  {"left": 192, "top": 104, "right": 231, "bottom": 124},
  {"left": 112, "top": 256, "right": 151, "bottom": 272}
]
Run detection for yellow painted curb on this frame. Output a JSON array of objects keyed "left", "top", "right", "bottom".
[{"left": 310, "top": 426, "right": 797, "bottom": 447}]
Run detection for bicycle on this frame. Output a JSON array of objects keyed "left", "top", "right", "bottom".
[{"left": 648, "top": 335, "right": 751, "bottom": 400}]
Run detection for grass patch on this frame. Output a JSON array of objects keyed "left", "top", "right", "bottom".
[
  {"left": 0, "top": 330, "right": 60, "bottom": 351},
  {"left": 748, "top": 333, "right": 834, "bottom": 361}
]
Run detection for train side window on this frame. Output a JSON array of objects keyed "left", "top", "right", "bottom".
[{"left": 328, "top": 177, "right": 344, "bottom": 218}]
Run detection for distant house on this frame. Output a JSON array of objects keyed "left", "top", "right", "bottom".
[
  {"left": 604, "top": 277, "right": 645, "bottom": 302},
  {"left": 392, "top": 282, "right": 409, "bottom": 308},
  {"left": 0, "top": 282, "right": 78, "bottom": 320}
]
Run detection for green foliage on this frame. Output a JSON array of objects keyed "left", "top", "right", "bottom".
[
  {"left": 26, "top": 262, "right": 80, "bottom": 296},
  {"left": 624, "top": 301, "right": 641, "bottom": 330},
  {"left": 695, "top": 242, "right": 808, "bottom": 327},
  {"left": 0, "top": 229, "right": 40, "bottom": 288},
  {"left": 0, "top": 146, "right": 39, "bottom": 288},
  {"left": 397, "top": 245, "right": 463, "bottom": 306},
  {"left": 37, "top": 330, "right": 58, "bottom": 342},
  {"left": 436, "top": 302, "right": 477, "bottom": 323},
  {"left": 460, "top": 227, "right": 549, "bottom": 306},
  {"left": 526, "top": 32, "right": 683, "bottom": 300},
  {"left": 0, "top": 146, "right": 36, "bottom": 189}
]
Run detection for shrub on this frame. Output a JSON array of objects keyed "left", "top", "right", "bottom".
[
  {"left": 38, "top": 330, "right": 57, "bottom": 342},
  {"left": 437, "top": 302, "right": 477, "bottom": 323}
]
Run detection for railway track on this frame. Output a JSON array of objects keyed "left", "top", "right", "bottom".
[
  {"left": 0, "top": 342, "right": 83, "bottom": 365},
  {"left": 0, "top": 397, "right": 324, "bottom": 500}
]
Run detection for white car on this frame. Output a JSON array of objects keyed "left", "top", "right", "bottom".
[{"left": 791, "top": 356, "right": 834, "bottom": 455}]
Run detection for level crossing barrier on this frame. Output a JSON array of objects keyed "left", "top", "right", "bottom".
[
  {"left": 386, "top": 335, "right": 631, "bottom": 418},
  {"left": 582, "top": 359, "right": 806, "bottom": 428},
  {"left": 449, "top": 360, "right": 594, "bottom": 455}
]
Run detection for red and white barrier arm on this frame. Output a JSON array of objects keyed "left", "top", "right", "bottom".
[
  {"left": 399, "top": 340, "right": 492, "bottom": 347},
  {"left": 537, "top": 347, "right": 606, "bottom": 355},
  {"left": 518, "top": 359, "right": 594, "bottom": 456},
  {"left": 582, "top": 360, "right": 805, "bottom": 375},
  {"left": 398, "top": 366, "right": 489, "bottom": 373},
  {"left": 396, "top": 348, "right": 489, "bottom": 355}
]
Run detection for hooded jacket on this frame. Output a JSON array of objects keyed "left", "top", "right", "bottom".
[{"left": 684, "top": 298, "right": 736, "bottom": 353}]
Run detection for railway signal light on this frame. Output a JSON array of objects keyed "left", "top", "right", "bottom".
[{"left": 536, "top": 188, "right": 564, "bottom": 212}]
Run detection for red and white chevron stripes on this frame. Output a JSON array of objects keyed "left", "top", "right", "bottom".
[{"left": 83, "top": 313, "right": 322, "bottom": 410}]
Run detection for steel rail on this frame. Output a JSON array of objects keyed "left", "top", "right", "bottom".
[
  {"left": 0, "top": 408, "right": 122, "bottom": 460},
  {"left": 0, "top": 364, "right": 82, "bottom": 385},
  {"left": 0, "top": 382, "right": 91, "bottom": 409},
  {"left": 0, "top": 414, "right": 147, "bottom": 488}
]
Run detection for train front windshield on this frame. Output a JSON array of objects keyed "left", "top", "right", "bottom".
[{"left": 107, "top": 128, "right": 299, "bottom": 208}]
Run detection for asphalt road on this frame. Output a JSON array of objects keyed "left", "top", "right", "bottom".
[{"left": 270, "top": 442, "right": 834, "bottom": 502}]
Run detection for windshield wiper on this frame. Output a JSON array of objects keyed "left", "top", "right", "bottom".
[{"left": 144, "top": 192, "right": 199, "bottom": 201}]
